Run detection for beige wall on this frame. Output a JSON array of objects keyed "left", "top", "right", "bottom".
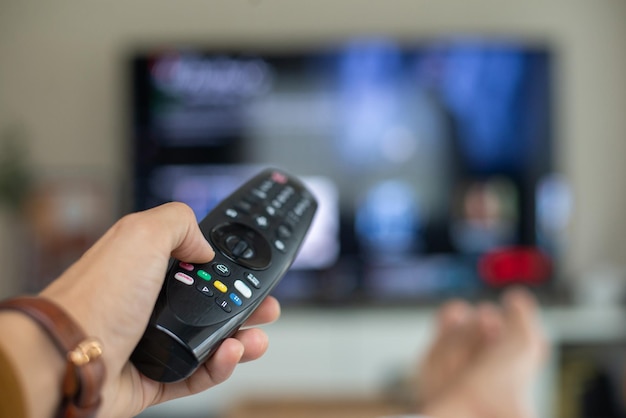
[{"left": 1, "top": 0, "right": 626, "bottom": 289}]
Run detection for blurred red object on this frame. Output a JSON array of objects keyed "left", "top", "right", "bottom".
[{"left": 478, "top": 246, "right": 552, "bottom": 287}]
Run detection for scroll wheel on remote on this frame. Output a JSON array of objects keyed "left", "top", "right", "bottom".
[{"left": 226, "top": 235, "right": 254, "bottom": 258}]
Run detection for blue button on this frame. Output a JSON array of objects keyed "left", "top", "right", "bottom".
[{"left": 229, "top": 293, "right": 243, "bottom": 306}]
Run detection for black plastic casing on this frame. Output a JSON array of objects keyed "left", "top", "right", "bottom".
[{"left": 131, "top": 168, "right": 317, "bottom": 382}]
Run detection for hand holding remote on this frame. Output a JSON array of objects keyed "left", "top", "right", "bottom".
[
  {"left": 31, "top": 202, "right": 280, "bottom": 418},
  {"left": 131, "top": 168, "right": 318, "bottom": 382}
]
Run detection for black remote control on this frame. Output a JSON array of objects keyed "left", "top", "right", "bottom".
[{"left": 131, "top": 168, "right": 317, "bottom": 382}]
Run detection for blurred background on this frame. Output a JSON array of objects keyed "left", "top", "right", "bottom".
[{"left": 1, "top": 0, "right": 626, "bottom": 417}]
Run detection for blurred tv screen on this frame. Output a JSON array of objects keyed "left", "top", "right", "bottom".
[{"left": 129, "top": 37, "right": 560, "bottom": 305}]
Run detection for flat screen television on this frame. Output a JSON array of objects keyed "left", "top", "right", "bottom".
[{"left": 129, "top": 37, "right": 563, "bottom": 306}]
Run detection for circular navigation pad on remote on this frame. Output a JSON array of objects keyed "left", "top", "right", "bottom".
[{"left": 210, "top": 222, "right": 272, "bottom": 270}]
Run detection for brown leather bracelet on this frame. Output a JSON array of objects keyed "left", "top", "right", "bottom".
[{"left": 0, "top": 296, "right": 105, "bottom": 418}]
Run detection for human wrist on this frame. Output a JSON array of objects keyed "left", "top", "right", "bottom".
[
  {"left": 0, "top": 296, "right": 106, "bottom": 418},
  {"left": 0, "top": 311, "right": 66, "bottom": 417}
]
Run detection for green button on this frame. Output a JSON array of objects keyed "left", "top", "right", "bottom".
[{"left": 197, "top": 270, "right": 212, "bottom": 281}]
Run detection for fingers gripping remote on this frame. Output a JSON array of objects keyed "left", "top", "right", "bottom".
[{"left": 131, "top": 168, "right": 317, "bottom": 382}]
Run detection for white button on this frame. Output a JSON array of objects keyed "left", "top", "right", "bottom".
[
  {"left": 274, "top": 240, "right": 286, "bottom": 252},
  {"left": 234, "top": 280, "right": 253, "bottom": 298},
  {"left": 256, "top": 216, "right": 269, "bottom": 228},
  {"left": 174, "top": 272, "right": 194, "bottom": 285}
]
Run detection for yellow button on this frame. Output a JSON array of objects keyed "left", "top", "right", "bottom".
[{"left": 213, "top": 280, "right": 227, "bottom": 293}]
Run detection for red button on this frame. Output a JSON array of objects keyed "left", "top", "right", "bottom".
[
  {"left": 271, "top": 171, "right": 288, "bottom": 184},
  {"left": 179, "top": 262, "right": 194, "bottom": 271}
]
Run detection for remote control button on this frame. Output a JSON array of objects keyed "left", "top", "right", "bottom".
[
  {"left": 255, "top": 215, "right": 269, "bottom": 229},
  {"left": 225, "top": 236, "right": 252, "bottom": 258},
  {"left": 196, "top": 283, "right": 214, "bottom": 296},
  {"left": 225, "top": 208, "right": 238, "bottom": 219},
  {"left": 197, "top": 270, "right": 212, "bottom": 281},
  {"left": 215, "top": 298, "right": 232, "bottom": 313},
  {"left": 210, "top": 222, "right": 272, "bottom": 270},
  {"left": 276, "top": 186, "right": 294, "bottom": 205},
  {"left": 232, "top": 240, "right": 248, "bottom": 256},
  {"left": 285, "top": 217, "right": 298, "bottom": 230},
  {"left": 244, "top": 272, "right": 261, "bottom": 289},
  {"left": 287, "top": 211, "right": 300, "bottom": 223},
  {"left": 259, "top": 179, "right": 275, "bottom": 192},
  {"left": 213, "top": 263, "right": 231, "bottom": 277},
  {"left": 266, "top": 205, "right": 277, "bottom": 216},
  {"left": 179, "top": 262, "right": 194, "bottom": 271},
  {"left": 277, "top": 224, "right": 292, "bottom": 239},
  {"left": 174, "top": 272, "right": 194, "bottom": 285},
  {"left": 274, "top": 239, "right": 286, "bottom": 252},
  {"left": 251, "top": 189, "right": 267, "bottom": 200},
  {"left": 236, "top": 200, "right": 252, "bottom": 214},
  {"left": 234, "top": 280, "right": 252, "bottom": 298},
  {"left": 271, "top": 171, "right": 288, "bottom": 184},
  {"left": 213, "top": 280, "right": 228, "bottom": 293},
  {"left": 293, "top": 197, "right": 312, "bottom": 217},
  {"left": 229, "top": 293, "right": 243, "bottom": 306},
  {"left": 271, "top": 199, "right": 283, "bottom": 210}
]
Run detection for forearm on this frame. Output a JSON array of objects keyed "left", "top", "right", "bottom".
[{"left": 0, "top": 312, "right": 65, "bottom": 418}]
